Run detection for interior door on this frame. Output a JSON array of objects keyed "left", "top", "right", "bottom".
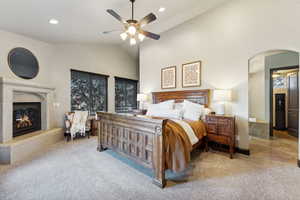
[{"left": 288, "top": 71, "right": 299, "bottom": 137}]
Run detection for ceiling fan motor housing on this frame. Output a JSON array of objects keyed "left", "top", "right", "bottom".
[{"left": 127, "top": 19, "right": 138, "bottom": 24}]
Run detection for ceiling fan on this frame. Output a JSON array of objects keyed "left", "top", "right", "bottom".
[{"left": 104, "top": 0, "right": 160, "bottom": 45}]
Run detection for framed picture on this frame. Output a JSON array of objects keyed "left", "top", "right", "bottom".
[
  {"left": 161, "top": 66, "right": 176, "bottom": 89},
  {"left": 182, "top": 61, "right": 201, "bottom": 88}
]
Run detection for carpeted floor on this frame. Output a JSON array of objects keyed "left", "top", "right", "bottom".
[{"left": 1, "top": 135, "right": 300, "bottom": 200}]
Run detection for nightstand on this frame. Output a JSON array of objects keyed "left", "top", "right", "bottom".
[{"left": 205, "top": 114, "right": 235, "bottom": 159}]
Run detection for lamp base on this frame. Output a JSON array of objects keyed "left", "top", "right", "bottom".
[{"left": 216, "top": 103, "right": 225, "bottom": 115}]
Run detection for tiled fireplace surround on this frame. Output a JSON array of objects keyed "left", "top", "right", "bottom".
[{"left": 0, "top": 78, "right": 63, "bottom": 164}]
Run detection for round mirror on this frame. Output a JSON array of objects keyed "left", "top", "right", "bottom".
[{"left": 8, "top": 47, "right": 39, "bottom": 79}]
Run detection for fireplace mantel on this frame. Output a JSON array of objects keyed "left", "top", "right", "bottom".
[
  {"left": 0, "top": 77, "right": 56, "bottom": 143},
  {"left": 0, "top": 77, "right": 55, "bottom": 91}
]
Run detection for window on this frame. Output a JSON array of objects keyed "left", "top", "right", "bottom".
[
  {"left": 273, "top": 75, "right": 286, "bottom": 89},
  {"left": 71, "top": 70, "right": 108, "bottom": 114},
  {"left": 115, "top": 77, "right": 138, "bottom": 113}
]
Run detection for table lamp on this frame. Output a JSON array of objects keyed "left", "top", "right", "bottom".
[{"left": 213, "top": 89, "right": 232, "bottom": 115}]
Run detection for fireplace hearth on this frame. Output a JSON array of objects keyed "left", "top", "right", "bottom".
[{"left": 13, "top": 102, "right": 41, "bottom": 137}]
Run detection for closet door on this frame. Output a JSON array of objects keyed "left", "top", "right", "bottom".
[{"left": 288, "top": 72, "right": 299, "bottom": 137}]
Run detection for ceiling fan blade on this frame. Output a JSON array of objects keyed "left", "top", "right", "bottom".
[
  {"left": 140, "top": 30, "right": 160, "bottom": 40},
  {"left": 107, "top": 9, "right": 126, "bottom": 24},
  {"left": 139, "top": 13, "right": 157, "bottom": 27},
  {"left": 102, "top": 30, "right": 122, "bottom": 34}
]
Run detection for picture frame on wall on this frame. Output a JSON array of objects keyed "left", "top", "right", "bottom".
[
  {"left": 182, "top": 60, "right": 201, "bottom": 88},
  {"left": 161, "top": 66, "right": 176, "bottom": 89}
]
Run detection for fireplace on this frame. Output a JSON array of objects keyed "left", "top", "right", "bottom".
[{"left": 13, "top": 102, "right": 41, "bottom": 137}]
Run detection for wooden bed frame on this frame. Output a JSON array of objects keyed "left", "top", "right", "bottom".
[{"left": 97, "top": 89, "right": 210, "bottom": 188}]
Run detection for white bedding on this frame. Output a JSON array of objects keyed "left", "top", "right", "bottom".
[
  {"left": 145, "top": 100, "right": 211, "bottom": 145},
  {"left": 172, "top": 119, "right": 199, "bottom": 145}
]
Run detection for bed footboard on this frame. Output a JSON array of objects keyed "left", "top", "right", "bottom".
[{"left": 97, "top": 112, "right": 167, "bottom": 188}]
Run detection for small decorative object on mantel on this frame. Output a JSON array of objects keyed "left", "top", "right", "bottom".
[
  {"left": 182, "top": 60, "right": 201, "bottom": 88},
  {"left": 161, "top": 66, "right": 176, "bottom": 89}
]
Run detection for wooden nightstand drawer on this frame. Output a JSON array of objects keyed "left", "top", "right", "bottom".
[
  {"left": 207, "top": 124, "right": 217, "bottom": 134},
  {"left": 207, "top": 133, "right": 229, "bottom": 145},
  {"left": 218, "top": 124, "right": 233, "bottom": 137},
  {"left": 217, "top": 118, "right": 232, "bottom": 125}
]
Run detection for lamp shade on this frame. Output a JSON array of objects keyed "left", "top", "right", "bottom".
[
  {"left": 213, "top": 89, "right": 232, "bottom": 102},
  {"left": 137, "top": 93, "right": 147, "bottom": 102}
]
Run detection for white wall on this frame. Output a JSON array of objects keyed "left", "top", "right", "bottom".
[
  {"left": 140, "top": 0, "right": 300, "bottom": 150},
  {"left": 249, "top": 70, "right": 265, "bottom": 121},
  {"left": 0, "top": 30, "right": 55, "bottom": 84},
  {"left": 0, "top": 30, "right": 138, "bottom": 129},
  {"left": 51, "top": 44, "right": 138, "bottom": 126}
]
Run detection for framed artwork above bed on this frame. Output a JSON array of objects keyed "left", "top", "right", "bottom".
[
  {"left": 182, "top": 60, "right": 201, "bottom": 88},
  {"left": 161, "top": 66, "right": 176, "bottom": 89}
]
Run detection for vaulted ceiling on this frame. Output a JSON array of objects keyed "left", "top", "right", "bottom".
[{"left": 0, "top": 0, "right": 228, "bottom": 44}]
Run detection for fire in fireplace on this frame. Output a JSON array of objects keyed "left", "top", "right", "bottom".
[{"left": 13, "top": 102, "right": 41, "bottom": 137}]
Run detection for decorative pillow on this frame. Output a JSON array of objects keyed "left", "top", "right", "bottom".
[
  {"left": 182, "top": 100, "right": 204, "bottom": 121},
  {"left": 147, "top": 108, "right": 182, "bottom": 119},
  {"left": 146, "top": 100, "right": 175, "bottom": 116},
  {"left": 157, "top": 100, "right": 175, "bottom": 109}
]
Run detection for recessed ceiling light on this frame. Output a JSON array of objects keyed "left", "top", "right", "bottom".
[
  {"left": 159, "top": 7, "right": 166, "bottom": 12},
  {"left": 49, "top": 18, "right": 59, "bottom": 25}
]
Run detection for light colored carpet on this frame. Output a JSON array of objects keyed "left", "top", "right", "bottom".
[{"left": 1, "top": 136, "right": 300, "bottom": 200}]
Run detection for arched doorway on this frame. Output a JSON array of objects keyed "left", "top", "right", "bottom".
[{"left": 248, "top": 49, "right": 299, "bottom": 165}]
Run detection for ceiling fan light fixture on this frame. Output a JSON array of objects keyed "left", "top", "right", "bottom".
[
  {"left": 49, "top": 18, "right": 59, "bottom": 25},
  {"left": 120, "top": 32, "right": 128, "bottom": 40},
  {"left": 159, "top": 7, "right": 166, "bottom": 12},
  {"left": 130, "top": 37, "right": 137, "bottom": 46},
  {"left": 138, "top": 33, "right": 145, "bottom": 41},
  {"left": 127, "top": 25, "right": 137, "bottom": 36}
]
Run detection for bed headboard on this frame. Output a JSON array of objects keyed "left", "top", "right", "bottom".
[{"left": 152, "top": 89, "right": 210, "bottom": 108}]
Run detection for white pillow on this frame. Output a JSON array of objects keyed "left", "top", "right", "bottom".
[
  {"left": 182, "top": 100, "right": 204, "bottom": 121},
  {"left": 146, "top": 100, "right": 174, "bottom": 116},
  {"left": 160, "top": 100, "right": 175, "bottom": 109},
  {"left": 146, "top": 108, "right": 182, "bottom": 119},
  {"left": 174, "top": 102, "right": 184, "bottom": 110}
]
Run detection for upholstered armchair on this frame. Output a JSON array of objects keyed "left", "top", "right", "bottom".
[{"left": 64, "top": 111, "right": 91, "bottom": 141}]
